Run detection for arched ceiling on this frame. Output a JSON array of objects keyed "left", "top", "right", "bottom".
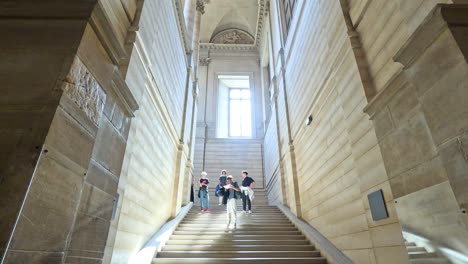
[{"left": 200, "top": 0, "right": 259, "bottom": 44}]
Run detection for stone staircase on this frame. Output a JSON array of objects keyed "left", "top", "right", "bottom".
[
  {"left": 153, "top": 189, "right": 327, "bottom": 263},
  {"left": 405, "top": 240, "right": 451, "bottom": 264}
]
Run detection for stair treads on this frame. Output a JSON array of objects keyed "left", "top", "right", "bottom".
[
  {"left": 169, "top": 234, "right": 306, "bottom": 240},
  {"left": 165, "top": 239, "right": 311, "bottom": 245},
  {"left": 154, "top": 192, "right": 327, "bottom": 264},
  {"left": 157, "top": 250, "right": 321, "bottom": 258},
  {"left": 176, "top": 225, "right": 297, "bottom": 232},
  {"left": 153, "top": 257, "right": 327, "bottom": 264},
  {"left": 162, "top": 245, "right": 315, "bottom": 251},
  {"left": 173, "top": 231, "right": 302, "bottom": 235}
]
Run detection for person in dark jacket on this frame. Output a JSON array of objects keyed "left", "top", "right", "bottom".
[
  {"left": 241, "top": 171, "right": 255, "bottom": 214},
  {"left": 216, "top": 169, "right": 228, "bottom": 205}
]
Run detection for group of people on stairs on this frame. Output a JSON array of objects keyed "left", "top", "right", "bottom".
[{"left": 197, "top": 169, "right": 255, "bottom": 227}]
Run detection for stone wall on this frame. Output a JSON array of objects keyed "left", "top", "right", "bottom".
[
  {"left": 262, "top": 0, "right": 408, "bottom": 263},
  {"left": 104, "top": 0, "right": 195, "bottom": 263},
  {"left": 1, "top": 1, "right": 140, "bottom": 263},
  {"left": 364, "top": 3, "right": 468, "bottom": 256},
  {"left": 262, "top": 0, "right": 468, "bottom": 263}
]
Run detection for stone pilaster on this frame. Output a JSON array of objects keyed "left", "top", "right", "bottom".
[{"left": 183, "top": 0, "right": 197, "bottom": 47}]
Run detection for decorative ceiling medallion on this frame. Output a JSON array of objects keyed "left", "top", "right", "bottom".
[{"left": 210, "top": 29, "right": 255, "bottom": 45}]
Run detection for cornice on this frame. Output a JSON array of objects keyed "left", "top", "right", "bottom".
[
  {"left": 200, "top": 43, "right": 258, "bottom": 51},
  {"left": 111, "top": 68, "right": 139, "bottom": 117},
  {"left": 254, "top": 0, "right": 268, "bottom": 48},
  {"left": 173, "top": 0, "right": 191, "bottom": 55}
]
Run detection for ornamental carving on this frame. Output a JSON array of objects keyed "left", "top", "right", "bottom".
[
  {"left": 196, "top": 0, "right": 205, "bottom": 14},
  {"left": 199, "top": 57, "right": 211, "bottom": 66},
  {"left": 62, "top": 57, "right": 106, "bottom": 125},
  {"left": 211, "top": 29, "right": 255, "bottom": 45}
]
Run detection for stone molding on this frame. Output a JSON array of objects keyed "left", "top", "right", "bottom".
[
  {"left": 199, "top": 43, "right": 258, "bottom": 51},
  {"left": 199, "top": 57, "right": 211, "bottom": 66},
  {"left": 196, "top": 0, "right": 206, "bottom": 14},
  {"left": 90, "top": 2, "right": 127, "bottom": 65},
  {"left": 393, "top": 5, "right": 451, "bottom": 69},
  {"left": 254, "top": 0, "right": 268, "bottom": 48},
  {"left": 110, "top": 68, "right": 139, "bottom": 117},
  {"left": 394, "top": 4, "right": 468, "bottom": 69},
  {"left": 173, "top": 0, "right": 191, "bottom": 55},
  {"left": 363, "top": 70, "right": 408, "bottom": 119},
  {"left": 366, "top": 4, "right": 468, "bottom": 118}
]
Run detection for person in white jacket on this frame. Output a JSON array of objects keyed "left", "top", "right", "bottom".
[
  {"left": 240, "top": 171, "right": 255, "bottom": 214},
  {"left": 223, "top": 175, "right": 240, "bottom": 228}
]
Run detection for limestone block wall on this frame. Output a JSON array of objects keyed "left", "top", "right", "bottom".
[
  {"left": 349, "top": 0, "right": 453, "bottom": 94},
  {"left": 262, "top": 0, "right": 409, "bottom": 263},
  {"left": 263, "top": 111, "right": 282, "bottom": 204},
  {"left": 364, "top": 3, "right": 468, "bottom": 256},
  {"left": 104, "top": 1, "right": 195, "bottom": 263},
  {"left": 0, "top": 12, "right": 93, "bottom": 261},
  {"left": 1, "top": 1, "right": 143, "bottom": 263}
]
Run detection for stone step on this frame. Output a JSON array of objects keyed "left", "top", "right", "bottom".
[
  {"left": 158, "top": 251, "right": 321, "bottom": 258},
  {"left": 405, "top": 242, "right": 417, "bottom": 247},
  {"left": 182, "top": 218, "right": 289, "bottom": 222},
  {"left": 169, "top": 234, "right": 306, "bottom": 241},
  {"left": 406, "top": 246, "right": 427, "bottom": 253},
  {"left": 190, "top": 206, "right": 278, "bottom": 209},
  {"left": 173, "top": 231, "right": 303, "bottom": 236},
  {"left": 179, "top": 223, "right": 294, "bottom": 228},
  {"left": 184, "top": 212, "right": 286, "bottom": 216},
  {"left": 162, "top": 245, "right": 316, "bottom": 251},
  {"left": 165, "top": 240, "right": 311, "bottom": 245},
  {"left": 409, "top": 258, "right": 451, "bottom": 264},
  {"left": 153, "top": 257, "right": 327, "bottom": 264},
  {"left": 408, "top": 252, "right": 439, "bottom": 259},
  {"left": 175, "top": 226, "right": 298, "bottom": 231}
]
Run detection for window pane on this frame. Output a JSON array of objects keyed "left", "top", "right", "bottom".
[
  {"left": 240, "top": 89, "right": 250, "bottom": 99},
  {"left": 229, "top": 99, "right": 240, "bottom": 136},
  {"left": 230, "top": 89, "right": 241, "bottom": 99},
  {"left": 240, "top": 100, "right": 251, "bottom": 137},
  {"left": 229, "top": 88, "right": 251, "bottom": 137}
]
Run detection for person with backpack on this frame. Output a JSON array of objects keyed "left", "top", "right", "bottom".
[
  {"left": 199, "top": 171, "right": 210, "bottom": 212},
  {"left": 216, "top": 169, "right": 228, "bottom": 205},
  {"left": 223, "top": 175, "right": 241, "bottom": 228}
]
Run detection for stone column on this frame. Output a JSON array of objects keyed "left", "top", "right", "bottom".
[
  {"left": 170, "top": 0, "right": 205, "bottom": 216},
  {"left": 192, "top": 0, "right": 205, "bottom": 75}
]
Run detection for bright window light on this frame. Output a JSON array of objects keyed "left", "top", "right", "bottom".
[{"left": 229, "top": 88, "right": 252, "bottom": 137}]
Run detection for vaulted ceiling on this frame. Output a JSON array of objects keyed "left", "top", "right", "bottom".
[{"left": 200, "top": 0, "right": 261, "bottom": 45}]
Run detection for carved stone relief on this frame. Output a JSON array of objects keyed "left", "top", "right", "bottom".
[
  {"left": 199, "top": 57, "right": 211, "bottom": 66},
  {"left": 211, "top": 29, "right": 255, "bottom": 45},
  {"left": 62, "top": 57, "right": 106, "bottom": 125}
]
